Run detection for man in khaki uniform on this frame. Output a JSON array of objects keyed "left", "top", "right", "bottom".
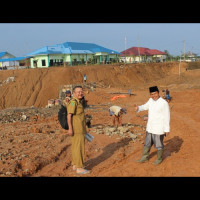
[{"left": 67, "top": 86, "right": 90, "bottom": 174}]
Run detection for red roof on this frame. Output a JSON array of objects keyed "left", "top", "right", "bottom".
[
  {"left": 120, "top": 47, "right": 166, "bottom": 56},
  {"left": 148, "top": 49, "right": 166, "bottom": 55}
]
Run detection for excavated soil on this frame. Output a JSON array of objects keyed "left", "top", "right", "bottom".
[{"left": 0, "top": 61, "right": 200, "bottom": 177}]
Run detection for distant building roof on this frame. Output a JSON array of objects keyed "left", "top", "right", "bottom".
[
  {"left": 0, "top": 52, "right": 7, "bottom": 58},
  {"left": 120, "top": 47, "right": 166, "bottom": 56},
  {"left": 62, "top": 42, "right": 119, "bottom": 54},
  {"left": 26, "top": 42, "right": 121, "bottom": 56},
  {"left": 149, "top": 49, "right": 166, "bottom": 55},
  {"left": 0, "top": 56, "right": 29, "bottom": 62},
  {"left": 185, "top": 51, "right": 197, "bottom": 57}
]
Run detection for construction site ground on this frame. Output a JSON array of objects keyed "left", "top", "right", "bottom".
[{"left": 0, "top": 62, "right": 200, "bottom": 177}]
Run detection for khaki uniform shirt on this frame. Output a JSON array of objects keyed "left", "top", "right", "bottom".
[{"left": 67, "top": 97, "right": 87, "bottom": 134}]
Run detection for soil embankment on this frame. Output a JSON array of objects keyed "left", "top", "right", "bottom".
[{"left": 0, "top": 62, "right": 187, "bottom": 109}]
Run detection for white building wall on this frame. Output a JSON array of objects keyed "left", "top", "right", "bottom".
[
  {"left": 120, "top": 54, "right": 166, "bottom": 63},
  {"left": 0, "top": 52, "right": 17, "bottom": 67}
]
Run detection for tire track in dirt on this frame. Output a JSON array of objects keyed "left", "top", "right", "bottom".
[
  {"left": 24, "top": 69, "right": 49, "bottom": 106},
  {"left": 30, "top": 136, "right": 72, "bottom": 177},
  {"left": 0, "top": 84, "right": 11, "bottom": 108}
]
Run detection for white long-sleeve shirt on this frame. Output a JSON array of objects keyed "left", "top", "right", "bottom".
[{"left": 137, "top": 97, "right": 170, "bottom": 135}]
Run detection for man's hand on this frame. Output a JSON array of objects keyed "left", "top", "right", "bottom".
[
  {"left": 143, "top": 116, "right": 148, "bottom": 121},
  {"left": 165, "top": 132, "right": 170, "bottom": 137},
  {"left": 134, "top": 104, "right": 139, "bottom": 112},
  {"left": 67, "top": 129, "right": 73, "bottom": 136}
]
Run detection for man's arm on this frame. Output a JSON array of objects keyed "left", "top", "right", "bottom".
[
  {"left": 118, "top": 115, "right": 122, "bottom": 126},
  {"left": 134, "top": 99, "right": 150, "bottom": 113},
  {"left": 66, "top": 99, "right": 77, "bottom": 136},
  {"left": 67, "top": 113, "right": 73, "bottom": 136},
  {"left": 163, "top": 102, "right": 170, "bottom": 135}
]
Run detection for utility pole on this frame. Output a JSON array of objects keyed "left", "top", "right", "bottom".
[
  {"left": 125, "top": 36, "right": 127, "bottom": 63},
  {"left": 179, "top": 51, "right": 182, "bottom": 76},
  {"left": 138, "top": 34, "right": 140, "bottom": 63},
  {"left": 184, "top": 40, "right": 185, "bottom": 61}
]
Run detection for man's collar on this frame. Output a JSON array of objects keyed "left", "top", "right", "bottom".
[{"left": 72, "top": 96, "right": 81, "bottom": 103}]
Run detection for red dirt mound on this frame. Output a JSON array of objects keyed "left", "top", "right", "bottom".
[{"left": 0, "top": 62, "right": 187, "bottom": 109}]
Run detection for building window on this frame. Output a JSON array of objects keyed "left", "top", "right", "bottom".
[
  {"left": 42, "top": 60, "right": 46, "bottom": 66},
  {"left": 49, "top": 59, "right": 63, "bottom": 66},
  {"left": 50, "top": 59, "right": 53, "bottom": 66}
]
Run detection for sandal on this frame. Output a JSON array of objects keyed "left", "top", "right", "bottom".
[{"left": 76, "top": 169, "right": 90, "bottom": 174}]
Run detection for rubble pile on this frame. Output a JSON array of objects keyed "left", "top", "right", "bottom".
[
  {"left": 91, "top": 123, "right": 146, "bottom": 143},
  {"left": 0, "top": 76, "right": 15, "bottom": 87},
  {"left": 0, "top": 107, "right": 59, "bottom": 124}
]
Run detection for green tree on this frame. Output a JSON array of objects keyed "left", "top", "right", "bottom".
[{"left": 164, "top": 50, "right": 175, "bottom": 61}]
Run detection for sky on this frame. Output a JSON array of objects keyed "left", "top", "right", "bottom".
[{"left": 0, "top": 23, "right": 200, "bottom": 57}]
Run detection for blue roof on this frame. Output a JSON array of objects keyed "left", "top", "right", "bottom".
[
  {"left": 26, "top": 42, "right": 121, "bottom": 56},
  {"left": 26, "top": 44, "right": 65, "bottom": 56},
  {"left": 0, "top": 56, "right": 29, "bottom": 62},
  {"left": 0, "top": 52, "right": 7, "bottom": 58},
  {"left": 64, "top": 42, "right": 120, "bottom": 54}
]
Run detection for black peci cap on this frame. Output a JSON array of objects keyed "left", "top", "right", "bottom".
[{"left": 149, "top": 86, "right": 159, "bottom": 93}]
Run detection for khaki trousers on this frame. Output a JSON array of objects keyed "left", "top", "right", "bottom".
[
  {"left": 144, "top": 131, "right": 165, "bottom": 150},
  {"left": 71, "top": 133, "right": 85, "bottom": 168}
]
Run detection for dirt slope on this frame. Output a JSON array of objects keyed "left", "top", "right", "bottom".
[{"left": 0, "top": 62, "right": 187, "bottom": 109}]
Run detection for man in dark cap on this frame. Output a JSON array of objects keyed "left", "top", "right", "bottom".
[
  {"left": 134, "top": 86, "right": 170, "bottom": 165},
  {"left": 63, "top": 90, "right": 72, "bottom": 107}
]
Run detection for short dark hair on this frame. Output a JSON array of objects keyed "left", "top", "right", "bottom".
[{"left": 73, "top": 85, "right": 83, "bottom": 92}]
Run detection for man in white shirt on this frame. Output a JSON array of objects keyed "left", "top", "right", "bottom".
[
  {"left": 109, "top": 105, "right": 127, "bottom": 127},
  {"left": 134, "top": 86, "right": 170, "bottom": 165}
]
